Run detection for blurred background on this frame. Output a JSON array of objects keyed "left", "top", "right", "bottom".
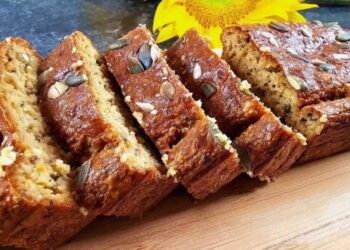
[{"left": 0, "top": 0, "right": 349, "bottom": 56}]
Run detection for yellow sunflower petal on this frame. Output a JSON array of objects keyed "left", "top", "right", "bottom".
[{"left": 153, "top": 0, "right": 318, "bottom": 48}]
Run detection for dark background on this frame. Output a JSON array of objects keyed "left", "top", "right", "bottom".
[{"left": 0, "top": 0, "right": 349, "bottom": 56}]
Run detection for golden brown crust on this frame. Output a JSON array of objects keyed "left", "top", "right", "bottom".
[
  {"left": 222, "top": 23, "right": 350, "bottom": 162},
  {"left": 298, "top": 98, "right": 350, "bottom": 162},
  {"left": 166, "top": 29, "right": 305, "bottom": 179},
  {"left": 104, "top": 26, "right": 241, "bottom": 199},
  {"left": 0, "top": 38, "right": 95, "bottom": 250},
  {"left": 224, "top": 23, "right": 350, "bottom": 108},
  {"left": 39, "top": 32, "right": 175, "bottom": 216}
]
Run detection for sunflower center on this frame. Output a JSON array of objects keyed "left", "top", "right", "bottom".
[{"left": 184, "top": 0, "right": 257, "bottom": 28}]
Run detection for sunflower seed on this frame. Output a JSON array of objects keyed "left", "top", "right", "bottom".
[
  {"left": 269, "top": 37, "right": 279, "bottom": 47},
  {"left": 160, "top": 81, "right": 175, "bottom": 99},
  {"left": 324, "top": 22, "right": 340, "bottom": 28},
  {"left": 76, "top": 160, "right": 91, "bottom": 189},
  {"left": 268, "top": 22, "right": 290, "bottom": 32},
  {"left": 260, "top": 31, "right": 273, "bottom": 39},
  {"left": 318, "top": 63, "right": 336, "bottom": 72},
  {"left": 38, "top": 67, "right": 53, "bottom": 85},
  {"left": 136, "top": 102, "right": 155, "bottom": 113},
  {"left": 334, "top": 41, "right": 350, "bottom": 50},
  {"left": 200, "top": 83, "right": 217, "bottom": 98},
  {"left": 48, "top": 81, "right": 69, "bottom": 99},
  {"left": 311, "top": 20, "right": 323, "bottom": 27},
  {"left": 287, "top": 75, "right": 308, "bottom": 91},
  {"left": 333, "top": 53, "right": 350, "bottom": 60},
  {"left": 127, "top": 55, "right": 144, "bottom": 74},
  {"left": 336, "top": 33, "right": 350, "bottom": 42},
  {"left": 301, "top": 28, "right": 313, "bottom": 38},
  {"left": 64, "top": 73, "right": 88, "bottom": 87},
  {"left": 193, "top": 63, "right": 202, "bottom": 80},
  {"left": 311, "top": 59, "right": 326, "bottom": 66},
  {"left": 286, "top": 48, "right": 309, "bottom": 63},
  {"left": 138, "top": 43, "right": 153, "bottom": 69},
  {"left": 109, "top": 39, "right": 131, "bottom": 50}
]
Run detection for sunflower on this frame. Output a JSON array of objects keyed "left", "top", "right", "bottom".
[{"left": 153, "top": 0, "right": 318, "bottom": 48}]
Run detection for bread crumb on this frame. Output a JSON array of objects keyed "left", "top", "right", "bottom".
[
  {"left": 133, "top": 111, "right": 144, "bottom": 126},
  {"left": 167, "top": 167, "right": 177, "bottom": 177},
  {"left": 0, "top": 146, "right": 17, "bottom": 174},
  {"left": 319, "top": 114, "right": 328, "bottom": 123},
  {"left": 161, "top": 154, "right": 169, "bottom": 164},
  {"left": 79, "top": 207, "right": 89, "bottom": 216},
  {"left": 124, "top": 95, "right": 131, "bottom": 103}
]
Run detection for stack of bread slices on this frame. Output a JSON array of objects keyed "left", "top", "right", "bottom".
[{"left": 0, "top": 21, "right": 349, "bottom": 249}]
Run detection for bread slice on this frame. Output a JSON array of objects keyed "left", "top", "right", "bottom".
[
  {"left": 104, "top": 26, "right": 241, "bottom": 199},
  {"left": 39, "top": 31, "right": 175, "bottom": 216},
  {"left": 166, "top": 29, "right": 306, "bottom": 180},
  {"left": 222, "top": 23, "right": 350, "bottom": 162},
  {"left": 0, "top": 37, "right": 94, "bottom": 249}
]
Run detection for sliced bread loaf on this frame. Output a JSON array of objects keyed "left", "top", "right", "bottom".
[
  {"left": 0, "top": 37, "right": 94, "bottom": 249},
  {"left": 166, "top": 29, "right": 306, "bottom": 180},
  {"left": 222, "top": 23, "right": 350, "bottom": 162},
  {"left": 104, "top": 26, "right": 241, "bottom": 199},
  {"left": 39, "top": 31, "right": 175, "bottom": 216}
]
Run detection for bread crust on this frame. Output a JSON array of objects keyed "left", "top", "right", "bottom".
[
  {"left": 298, "top": 98, "right": 350, "bottom": 162},
  {"left": 39, "top": 32, "right": 175, "bottom": 216},
  {"left": 0, "top": 38, "right": 95, "bottom": 250},
  {"left": 104, "top": 26, "right": 241, "bottom": 199},
  {"left": 222, "top": 23, "right": 350, "bottom": 162},
  {"left": 223, "top": 24, "right": 350, "bottom": 108},
  {"left": 166, "top": 29, "right": 305, "bottom": 179}
]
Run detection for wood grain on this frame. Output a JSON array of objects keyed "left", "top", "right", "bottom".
[{"left": 61, "top": 152, "right": 350, "bottom": 250}]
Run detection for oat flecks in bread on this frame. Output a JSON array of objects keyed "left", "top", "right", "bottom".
[
  {"left": 104, "top": 26, "right": 241, "bottom": 199},
  {"left": 39, "top": 31, "right": 175, "bottom": 217},
  {"left": 222, "top": 23, "right": 350, "bottom": 162},
  {"left": 166, "top": 29, "right": 305, "bottom": 180},
  {"left": 0, "top": 37, "right": 94, "bottom": 249}
]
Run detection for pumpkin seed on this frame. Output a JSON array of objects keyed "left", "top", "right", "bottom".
[
  {"left": 268, "top": 22, "right": 290, "bottom": 32},
  {"left": 336, "top": 33, "right": 350, "bottom": 42},
  {"left": 318, "top": 63, "right": 336, "bottom": 72},
  {"left": 127, "top": 55, "right": 144, "bottom": 74},
  {"left": 138, "top": 43, "right": 153, "bottom": 69},
  {"left": 108, "top": 39, "right": 131, "bottom": 50},
  {"left": 160, "top": 81, "right": 175, "bottom": 99},
  {"left": 48, "top": 82, "right": 69, "bottom": 99},
  {"left": 64, "top": 73, "right": 88, "bottom": 87},
  {"left": 76, "top": 160, "right": 91, "bottom": 189},
  {"left": 287, "top": 75, "right": 308, "bottom": 91},
  {"left": 200, "top": 83, "right": 217, "bottom": 98},
  {"left": 151, "top": 44, "right": 161, "bottom": 63},
  {"left": 193, "top": 63, "right": 202, "bottom": 80},
  {"left": 334, "top": 41, "right": 350, "bottom": 50}
]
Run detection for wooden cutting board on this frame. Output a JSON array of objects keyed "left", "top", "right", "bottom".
[{"left": 61, "top": 152, "right": 350, "bottom": 250}]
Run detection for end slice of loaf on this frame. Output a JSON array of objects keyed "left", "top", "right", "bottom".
[
  {"left": 39, "top": 31, "right": 175, "bottom": 216},
  {"left": 104, "top": 26, "right": 241, "bottom": 199},
  {"left": 222, "top": 23, "right": 350, "bottom": 162},
  {"left": 0, "top": 37, "right": 94, "bottom": 249},
  {"left": 166, "top": 29, "right": 306, "bottom": 180}
]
